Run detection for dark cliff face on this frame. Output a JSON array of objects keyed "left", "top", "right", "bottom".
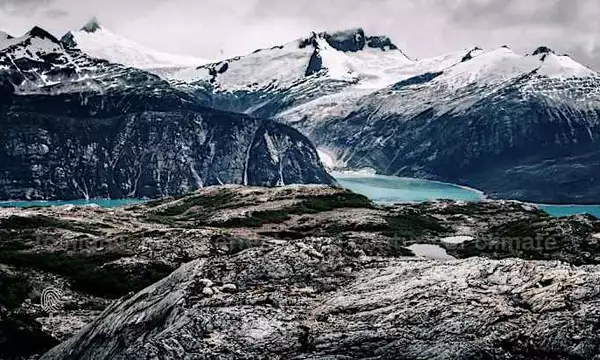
[
  {"left": 0, "top": 28, "right": 334, "bottom": 200},
  {"left": 0, "top": 106, "right": 334, "bottom": 200}
]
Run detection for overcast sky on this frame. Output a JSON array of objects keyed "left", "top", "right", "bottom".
[{"left": 0, "top": 0, "right": 598, "bottom": 68}]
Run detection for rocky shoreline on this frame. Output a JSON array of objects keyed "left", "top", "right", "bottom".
[{"left": 0, "top": 185, "right": 599, "bottom": 359}]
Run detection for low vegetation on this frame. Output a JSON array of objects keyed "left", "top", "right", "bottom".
[
  {"left": 0, "top": 251, "right": 174, "bottom": 299},
  {"left": 154, "top": 190, "right": 236, "bottom": 217},
  {"left": 218, "top": 192, "right": 374, "bottom": 228},
  {"left": 381, "top": 212, "right": 448, "bottom": 239},
  {"left": 287, "top": 192, "right": 374, "bottom": 214},
  {"left": 0, "top": 215, "right": 106, "bottom": 236}
]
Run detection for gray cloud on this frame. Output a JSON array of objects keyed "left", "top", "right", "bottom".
[
  {"left": 44, "top": 8, "right": 68, "bottom": 18},
  {"left": 446, "top": 0, "right": 594, "bottom": 29},
  {"left": 438, "top": 0, "right": 600, "bottom": 67},
  {"left": 0, "top": 0, "right": 598, "bottom": 69}
]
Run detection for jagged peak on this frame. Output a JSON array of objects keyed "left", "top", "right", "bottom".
[
  {"left": 461, "top": 46, "right": 484, "bottom": 62},
  {"left": 327, "top": 28, "right": 366, "bottom": 43},
  {"left": 27, "top": 26, "right": 61, "bottom": 43},
  {"left": 81, "top": 17, "right": 102, "bottom": 33},
  {"left": 60, "top": 31, "right": 77, "bottom": 48},
  {"left": 299, "top": 28, "right": 401, "bottom": 53},
  {"left": 535, "top": 50, "right": 596, "bottom": 77},
  {"left": 532, "top": 46, "right": 555, "bottom": 56}
]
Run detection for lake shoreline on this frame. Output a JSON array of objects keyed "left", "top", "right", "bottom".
[
  {"left": 2, "top": 175, "right": 600, "bottom": 218},
  {"left": 333, "top": 172, "right": 600, "bottom": 218}
]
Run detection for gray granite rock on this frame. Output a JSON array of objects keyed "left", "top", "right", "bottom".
[{"left": 0, "top": 186, "right": 599, "bottom": 359}]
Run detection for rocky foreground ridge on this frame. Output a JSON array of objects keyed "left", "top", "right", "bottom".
[{"left": 0, "top": 186, "right": 599, "bottom": 359}]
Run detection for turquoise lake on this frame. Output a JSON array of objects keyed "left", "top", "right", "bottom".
[
  {"left": 1, "top": 174, "right": 599, "bottom": 218},
  {"left": 333, "top": 173, "right": 484, "bottom": 203},
  {"left": 333, "top": 173, "right": 600, "bottom": 219},
  {"left": 536, "top": 205, "right": 600, "bottom": 218}
]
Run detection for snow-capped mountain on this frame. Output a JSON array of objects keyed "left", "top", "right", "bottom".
[
  {"left": 0, "top": 26, "right": 334, "bottom": 200},
  {"left": 0, "top": 26, "right": 181, "bottom": 99},
  {"left": 168, "top": 28, "right": 413, "bottom": 117},
  {"left": 335, "top": 46, "right": 599, "bottom": 122},
  {"left": 170, "top": 28, "right": 600, "bottom": 204},
  {"left": 61, "top": 18, "right": 210, "bottom": 70},
  {"left": 172, "top": 28, "right": 410, "bottom": 90}
]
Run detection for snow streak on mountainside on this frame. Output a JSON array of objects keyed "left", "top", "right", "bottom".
[
  {"left": 168, "top": 28, "right": 600, "bottom": 204},
  {"left": 62, "top": 18, "right": 210, "bottom": 70}
]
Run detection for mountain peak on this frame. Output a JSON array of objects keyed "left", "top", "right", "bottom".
[
  {"left": 27, "top": 26, "right": 61, "bottom": 43},
  {"left": 299, "top": 28, "right": 400, "bottom": 53},
  {"left": 81, "top": 17, "right": 102, "bottom": 33},
  {"left": 62, "top": 20, "right": 210, "bottom": 69},
  {"left": 461, "top": 46, "right": 484, "bottom": 62},
  {"left": 60, "top": 31, "right": 77, "bottom": 48},
  {"left": 326, "top": 28, "right": 366, "bottom": 50},
  {"left": 532, "top": 46, "right": 555, "bottom": 56}
]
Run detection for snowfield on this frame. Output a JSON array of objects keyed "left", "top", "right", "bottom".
[{"left": 63, "top": 19, "right": 210, "bottom": 69}]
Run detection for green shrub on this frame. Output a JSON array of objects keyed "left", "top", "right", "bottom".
[
  {"left": 216, "top": 192, "right": 372, "bottom": 228},
  {"left": 75, "top": 262, "right": 175, "bottom": 298},
  {"left": 489, "top": 219, "right": 539, "bottom": 239},
  {"left": 229, "top": 237, "right": 256, "bottom": 255}
]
